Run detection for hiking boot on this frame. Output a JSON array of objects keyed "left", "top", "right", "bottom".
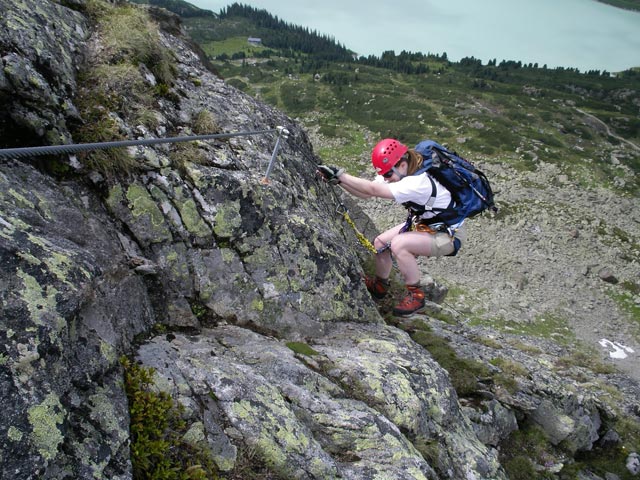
[
  {"left": 364, "top": 275, "right": 389, "bottom": 299},
  {"left": 393, "top": 285, "right": 426, "bottom": 316}
]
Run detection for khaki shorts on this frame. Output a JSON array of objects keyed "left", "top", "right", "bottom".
[{"left": 430, "top": 225, "right": 467, "bottom": 257}]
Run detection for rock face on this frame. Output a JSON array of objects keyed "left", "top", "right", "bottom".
[
  {"left": 0, "top": 1, "right": 505, "bottom": 478},
  {"left": 137, "top": 324, "right": 500, "bottom": 479},
  {"left": 0, "top": 0, "right": 87, "bottom": 146},
  {"left": 0, "top": 160, "right": 146, "bottom": 479},
  {"left": 1, "top": 1, "right": 639, "bottom": 479}
]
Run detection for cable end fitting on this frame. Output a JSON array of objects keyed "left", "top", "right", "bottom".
[{"left": 276, "top": 126, "right": 290, "bottom": 138}]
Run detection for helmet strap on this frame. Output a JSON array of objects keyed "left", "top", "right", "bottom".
[{"left": 391, "top": 166, "right": 405, "bottom": 180}]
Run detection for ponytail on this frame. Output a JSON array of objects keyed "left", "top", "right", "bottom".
[{"left": 405, "top": 150, "right": 424, "bottom": 175}]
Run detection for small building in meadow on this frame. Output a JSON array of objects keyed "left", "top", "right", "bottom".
[{"left": 247, "top": 37, "right": 262, "bottom": 46}]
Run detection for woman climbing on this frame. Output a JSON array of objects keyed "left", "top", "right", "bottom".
[{"left": 317, "top": 138, "right": 467, "bottom": 316}]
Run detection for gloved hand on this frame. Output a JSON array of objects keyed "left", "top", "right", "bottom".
[{"left": 316, "top": 165, "right": 344, "bottom": 185}]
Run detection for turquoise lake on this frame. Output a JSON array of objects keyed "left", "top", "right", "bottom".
[{"left": 188, "top": 0, "right": 640, "bottom": 72}]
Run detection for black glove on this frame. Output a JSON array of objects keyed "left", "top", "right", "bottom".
[{"left": 316, "top": 165, "right": 344, "bottom": 185}]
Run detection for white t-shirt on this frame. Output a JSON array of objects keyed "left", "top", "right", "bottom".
[{"left": 387, "top": 172, "right": 453, "bottom": 220}]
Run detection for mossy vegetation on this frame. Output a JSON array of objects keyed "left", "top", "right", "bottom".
[
  {"left": 470, "top": 313, "right": 575, "bottom": 345},
  {"left": 121, "top": 357, "right": 220, "bottom": 480},
  {"left": 72, "top": 0, "right": 177, "bottom": 175},
  {"left": 122, "top": 356, "right": 287, "bottom": 480},
  {"left": 489, "top": 356, "right": 528, "bottom": 377},
  {"left": 169, "top": 143, "right": 209, "bottom": 175},
  {"left": 499, "top": 424, "right": 560, "bottom": 480},
  {"left": 560, "top": 413, "right": 640, "bottom": 479},
  {"left": 192, "top": 109, "right": 219, "bottom": 135},
  {"left": 398, "top": 320, "right": 490, "bottom": 396},
  {"left": 498, "top": 413, "right": 640, "bottom": 480},
  {"left": 555, "top": 346, "right": 617, "bottom": 375}
]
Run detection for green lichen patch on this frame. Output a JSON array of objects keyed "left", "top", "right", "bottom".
[
  {"left": 162, "top": 246, "right": 190, "bottom": 282},
  {"left": 213, "top": 200, "right": 242, "bottom": 239},
  {"left": 173, "top": 187, "right": 211, "bottom": 238},
  {"left": 180, "top": 161, "right": 208, "bottom": 189},
  {"left": 106, "top": 184, "right": 125, "bottom": 212},
  {"left": 14, "top": 339, "right": 41, "bottom": 384},
  {"left": 16, "top": 269, "right": 61, "bottom": 327},
  {"left": 22, "top": 233, "right": 91, "bottom": 288},
  {"left": 27, "top": 393, "right": 66, "bottom": 461},
  {"left": 9, "top": 188, "right": 35, "bottom": 209},
  {"left": 251, "top": 298, "right": 264, "bottom": 312},
  {"left": 7, "top": 426, "right": 23, "bottom": 442},
  {"left": 33, "top": 192, "right": 53, "bottom": 220},
  {"left": 127, "top": 184, "right": 163, "bottom": 224},
  {"left": 125, "top": 183, "right": 172, "bottom": 243},
  {"left": 285, "top": 341, "right": 319, "bottom": 356},
  {"left": 46, "top": 249, "right": 90, "bottom": 287},
  {"left": 16, "top": 251, "right": 42, "bottom": 266},
  {"left": 231, "top": 384, "right": 314, "bottom": 475},
  {"left": 88, "top": 389, "right": 128, "bottom": 444},
  {"left": 99, "top": 340, "right": 117, "bottom": 364}
]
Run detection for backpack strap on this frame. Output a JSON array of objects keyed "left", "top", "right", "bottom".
[
  {"left": 402, "top": 174, "right": 437, "bottom": 215},
  {"left": 424, "top": 175, "right": 438, "bottom": 211}
]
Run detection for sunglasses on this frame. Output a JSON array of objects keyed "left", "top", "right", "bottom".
[{"left": 382, "top": 167, "right": 399, "bottom": 179}]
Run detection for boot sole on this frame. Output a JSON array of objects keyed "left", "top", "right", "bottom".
[
  {"left": 392, "top": 305, "right": 425, "bottom": 316},
  {"left": 370, "top": 292, "right": 388, "bottom": 300}
]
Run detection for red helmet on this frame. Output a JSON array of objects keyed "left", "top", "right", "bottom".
[{"left": 371, "top": 138, "right": 408, "bottom": 175}]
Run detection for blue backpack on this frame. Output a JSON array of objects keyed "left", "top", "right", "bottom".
[{"left": 406, "top": 140, "right": 496, "bottom": 227}]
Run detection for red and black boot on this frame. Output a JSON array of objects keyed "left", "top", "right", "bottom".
[
  {"left": 393, "top": 284, "right": 426, "bottom": 316},
  {"left": 364, "top": 275, "right": 390, "bottom": 300}
]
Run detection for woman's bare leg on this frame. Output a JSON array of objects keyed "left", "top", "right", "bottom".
[
  {"left": 390, "top": 231, "right": 452, "bottom": 284},
  {"left": 372, "top": 223, "right": 406, "bottom": 279}
]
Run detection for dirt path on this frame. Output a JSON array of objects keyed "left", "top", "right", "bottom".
[{"left": 575, "top": 107, "right": 640, "bottom": 153}]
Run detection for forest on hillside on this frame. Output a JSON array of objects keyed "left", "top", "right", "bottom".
[
  {"left": 596, "top": 0, "right": 640, "bottom": 11},
  {"left": 210, "top": 3, "right": 635, "bottom": 77}
]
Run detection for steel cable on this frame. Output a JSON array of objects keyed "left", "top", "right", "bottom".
[{"left": 0, "top": 129, "right": 277, "bottom": 160}]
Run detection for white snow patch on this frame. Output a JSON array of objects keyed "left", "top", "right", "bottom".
[{"left": 599, "top": 339, "right": 635, "bottom": 359}]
